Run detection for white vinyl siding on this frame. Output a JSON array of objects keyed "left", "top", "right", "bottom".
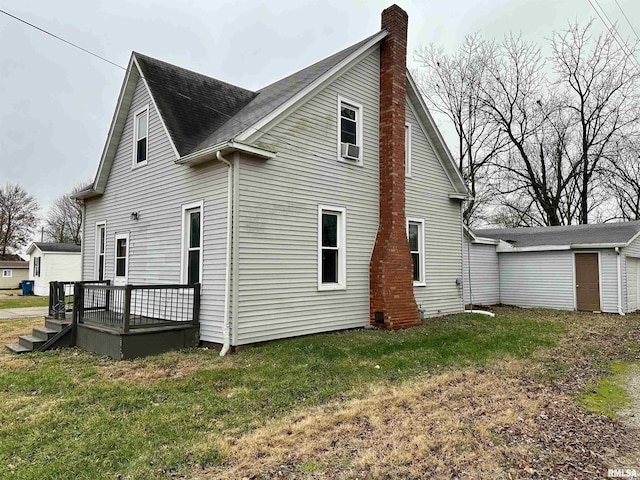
[
  {"left": 82, "top": 76, "right": 228, "bottom": 343},
  {"left": 622, "top": 234, "right": 640, "bottom": 312},
  {"left": 0, "top": 266, "right": 28, "bottom": 289},
  {"left": 28, "top": 250, "right": 81, "bottom": 296},
  {"left": 498, "top": 251, "right": 575, "bottom": 310},
  {"left": 462, "top": 236, "right": 500, "bottom": 306},
  {"left": 234, "top": 49, "right": 381, "bottom": 345},
  {"left": 405, "top": 98, "right": 464, "bottom": 316},
  {"left": 405, "top": 123, "right": 412, "bottom": 177},
  {"left": 597, "top": 249, "right": 618, "bottom": 313}
]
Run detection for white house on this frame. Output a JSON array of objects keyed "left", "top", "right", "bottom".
[
  {"left": 463, "top": 221, "right": 640, "bottom": 314},
  {"left": 72, "top": 5, "right": 468, "bottom": 352},
  {"left": 27, "top": 243, "right": 82, "bottom": 296}
]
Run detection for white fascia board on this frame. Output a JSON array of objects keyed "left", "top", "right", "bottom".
[
  {"left": 406, "top": 72, "right": 468, "bottom": 196},
  {"left": 624, "top": 229, "right": 640, "bottom": 247},
  {"left": 496, "top": 244, "right": 571, "bottom": 253},
  {"left": 25, "top": 243, "right": 39, "bottom": 256},
  {"left": 132, "top": 55, "right": 180, "bottom": 160},
  {"left": 473, "top": 237, "right": 501, "bottom": 245},
  {"left": 176, "top": 141, "right": 277, "bottom": 166},
  {"left": 571, "top": 243, "right": 625, "bottom": 249},
  {"left": 92, "top": 55, "right": 139, "bottom": 194},
  {"left": 236, "top": 31, "right": 388, "bottom": 144},
  {"left": 448, "top": 193, "right": 468, "bottom": 200}
]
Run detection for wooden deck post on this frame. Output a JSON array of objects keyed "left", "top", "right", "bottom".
[
  {"left": 105, "top": 279, "right": 111, "bottom": 312},
  {"left": 48, "top": 281, "right": 56, "bottom": 317},
  {"left": 123, "top": 285, "right": 132, "bottom": 333},
  {"left": 193, "top": 283, "right": 201, "bottom": 326},
  {"left": 57, "top": 283, "right": 66, "bottom": 320},
  {"left": 71, "top": 282, "right": 83, "bottom": 346}
]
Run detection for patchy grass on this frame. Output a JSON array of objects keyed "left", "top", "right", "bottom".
[
  {"left": 580, "top": 361, "right": 632, "bottom": 418},
  {"left": 0, "top": 308, "right": 638, "bottom": 479},
  {"left": 0, "top": 295, "right": 49, "bottom": 309},
  {"left": 0, "top": 317, "right": 42, "bottom": 346}
]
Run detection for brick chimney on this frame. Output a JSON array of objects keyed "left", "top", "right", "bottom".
[{"left": 370, "top": 5, "right": 420, "bottom": 330}]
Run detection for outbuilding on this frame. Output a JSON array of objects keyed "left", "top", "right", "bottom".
[
  {"left": 26, "top": 243, "right": 82, "bottom": 296},
  {"left": 463, "top": 221, "right": 640, "bottom": 314},
  {"left": 0, "top": 258, "right": 29, "bottom": 290}
]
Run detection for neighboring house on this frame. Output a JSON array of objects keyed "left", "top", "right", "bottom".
[
  {"left": 0, "top": 260, "right": 29, "bottom": 289},
  {"left": 27, "top": 243, "right": 82, "bottom": 296},
  {"left": 73, "top": 5, "right": 468, "bottom": 349},
  {"left": 463, "top": 221, "right": 640, "bottom": 314}
]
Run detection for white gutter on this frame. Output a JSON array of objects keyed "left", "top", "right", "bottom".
[
  {"left": 616, "top": 247, "right": 625, "bottom": 316},
  {"left": 217, "top": 151, "right": 234, "bottom": 356},
  {"left": 496, "top": 244, "right": 571, "bottom": 253},
  {"left": 176, "top": 141, "right": 276, "bottom": 166}
]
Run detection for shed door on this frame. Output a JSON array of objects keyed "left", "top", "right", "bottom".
[
  {"left": 628, "top": 258, "right": 638, "bottom": 312},
  {"left": 575, "top": 253, "right": 600, "bottom": 311}
]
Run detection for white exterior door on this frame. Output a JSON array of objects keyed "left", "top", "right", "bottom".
[{"left": 114, "top": 233, "right": 129, "bottom": 286}]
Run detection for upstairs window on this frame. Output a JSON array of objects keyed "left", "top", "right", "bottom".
[
  {"left": 318, "top": 205, "right": 346, "bottom": 290},
  {"left": 133, "top": 106, "right": 149, "bottom": 166},
  {"left": 337, "top": 96, "right": 363, "bottom": 165},
  {"left": 407, "top": 218, "right": 425, "bottom": 286},
  {"left": 95, "top": 223, "right": 106, "bottom": 281}
]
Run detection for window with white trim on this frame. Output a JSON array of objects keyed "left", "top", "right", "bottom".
[
  {"left": 337, "top": 96, "right": 363, "bottom": 165},
  {"left": 181, "top": 202, "right": 203, "bottom": 285},
  {"left": 407, "top": 218, "right": 425, "bottom": 285},
  {"left": 2, "top": 269, "right": 11, "bottom": 278},
  {"left": 33, "top": 257, "right": 41, "bottom": 277},
  {"left": 95, "top": 223, "right": 106, "bottom": 281},
  {"left": 133, "top": 106, "right": 149, "bottom": 166},
  {"left": 318, "top": 205, "right": 346, "bottom": 290},
  {"left": 115, "top": 234, "right": 128, "bottom": 282},
  {"left": 405, "top": 123, "right": 412, "bottom": 177}
]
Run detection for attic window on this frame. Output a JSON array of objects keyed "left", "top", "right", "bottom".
[
  {"left": 337, "top": 96, "right": 363, "bottom": 166},
  {"left": 133, "top": 105, "right": 149, "bottom": 167}
]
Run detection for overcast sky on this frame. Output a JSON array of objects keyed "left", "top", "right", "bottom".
[{"left": 1, "top": 0, "right": 639, "bottom": 216}]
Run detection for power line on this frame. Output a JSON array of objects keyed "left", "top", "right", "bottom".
[
  {"left": 614, "top": 0, "right": 640, "bottom": 41},
  {"left": 586, "top": 0, "right": 640, "bottom": 71},
  {"left": 0, "top": 8, "right": 333, "bottom": 159},
  {"left": 0, "top": 9, "right": 127, "bottom": 70}
]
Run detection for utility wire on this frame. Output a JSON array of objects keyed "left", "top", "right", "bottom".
[
  {"left": 587, "top": 0, "right": 640, "bottom": 71},
  {"left": 0, "top": 8, "right": 334, "bottom": 158},
  {"left": 614, "top": 0, "right": 640, "bottom": 41},
  {"left": 0, "top": 8, "right": 127, "bottom": 70}
]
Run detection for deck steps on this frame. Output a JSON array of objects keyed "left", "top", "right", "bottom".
[{"left": 4, "top": 318, "right": 71, "bottom": 354}]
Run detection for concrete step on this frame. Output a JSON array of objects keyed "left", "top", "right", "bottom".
[
  {"left": 18, "top": 335, "right": 46, "bottom": 350},
  {"left": 5, "top": 343, "right": 31, "bottom": 354},
  {"left": 45, "top": 318, "right": 71, "bottom": 332},
  {"left": 32, "top": 326, "right": 59, "bottom": 341}
]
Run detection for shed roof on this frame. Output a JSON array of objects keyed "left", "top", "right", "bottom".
[
  {"left": 475, "top": 221, "right": 640, "bottom": 248},
  {"left": 29, "top": 243, "right": 81, "bottom": 253},
  {"left": 0, "top": 260, "right": 28, "bottom": 269}
]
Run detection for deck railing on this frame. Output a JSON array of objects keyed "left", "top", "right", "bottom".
[
  {"left": 74, "top": 283, "right": 201, "bottom": 333},
  {"left": 49, "top": 280, "right": 110, "bottom": 319}
]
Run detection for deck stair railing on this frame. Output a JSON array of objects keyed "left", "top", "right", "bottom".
[
  {"left": 74, "top": 283, "right": 201, "bottom": 333},
  {"left": 48, "top": 281, "right": 109, "bottom": 319}
]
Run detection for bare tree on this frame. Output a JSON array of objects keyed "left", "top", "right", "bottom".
[
  {"left": 479, "top": 35, "right": 583, "bottom": 226},
  {"left": 551, "top": 20, "right": 640, "bottom": 224},
  {"left": 44, "top": 182, "right": 89, "bottom": 244},
  {"left": 0, "top": 182, "right": 39, "bottom": 256},
  {"left": 606, "top": 139, "right": 640, "bottom": 221},
  {"left": 414, "top": 34, "right": 506, "bottom": 226}
]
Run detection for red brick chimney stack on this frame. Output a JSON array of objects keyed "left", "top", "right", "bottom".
[{"left": 370, "top": 5, "right": 420, "bottom": 329}]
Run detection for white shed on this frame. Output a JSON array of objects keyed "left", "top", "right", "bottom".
[
  {"left": 463, "top": 221, "right": 640, "bottom": 314},
  {"left": 26, "top": 243, "right": 82, "bottom": 296}
]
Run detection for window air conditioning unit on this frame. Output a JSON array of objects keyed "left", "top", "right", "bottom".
[{"left": 341, "top": 143, "right": 360, "bottom": 160}]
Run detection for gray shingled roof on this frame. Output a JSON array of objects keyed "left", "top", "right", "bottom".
[
  {"left": 475, "top": 221, "right": 640, "bottom": 247},
  {"left": 33, "top": 243, "right": 81, "bottom": 253},
  {"left": 134, "top": 31, "right": 383, "bottom": 155},
  {"left": 135, "top": 53, "right": 257, "bottom": 156}
]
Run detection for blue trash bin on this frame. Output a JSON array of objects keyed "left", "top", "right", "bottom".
[{"left": 22, "top": 280, "right": 34, "bottom": 296}]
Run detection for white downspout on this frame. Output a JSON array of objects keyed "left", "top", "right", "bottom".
[
  {"left": 216, "top": 151, "right": 234, "bottom": 355},
  {"left": 616, "top": 247, "right": 625, "bottom": 316}
]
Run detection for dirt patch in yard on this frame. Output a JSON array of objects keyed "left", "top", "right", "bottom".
[{"left": 198, "top": 365, "right": 639, "bottom": 479}]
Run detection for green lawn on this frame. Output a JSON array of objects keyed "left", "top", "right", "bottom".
[
  {"left": 0, "top": 295, "right": 49, "bottom": 309},
  {"left": 0, "top": 309, "right": 566, "bottom": 479}
]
